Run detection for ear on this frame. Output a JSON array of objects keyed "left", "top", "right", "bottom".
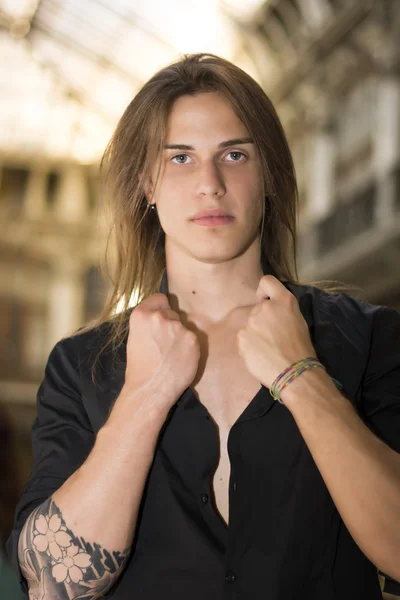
[
  {"left": 144, "top": 182, "right": 153, "bottom": 200},
  {"left": 139, "top": 171, "right": 153, "bottom": 200}
]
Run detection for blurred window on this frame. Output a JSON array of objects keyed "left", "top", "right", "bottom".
[
  {"left": 336, "top": 78, "right": 375, "bottom": 159},
  {"left": 0, "top": 298, "right": 47, "bottom": 381},
  {"left": 84, "top": 266, "right": 107, "bottom": 321},
  {"left": 86, "top": 170, "right": 99, "bottom": 213},
  {"left": 291, "top": 135, "right": 310, "bottom": 216},
  {"left": 270, "top": 6, "right": 290, "bottom": 37},
  {"left": 46, "top": 170, "right": 60, "bottom": 209},
  {"left": 0, "top": 166, "right": 29, "bottom": 217},
  {"left": 335, "top": 78, "right": 375, "bottom": 199},
  {"left": 0, "top": 298, "right": 21, "bottom": 379}
]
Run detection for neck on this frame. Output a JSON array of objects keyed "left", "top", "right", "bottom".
[{"left": 165, "top": 241, "right": 267, "bottom": 325}]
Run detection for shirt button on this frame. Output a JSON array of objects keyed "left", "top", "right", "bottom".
[
  {"left": 233, "top": 481, "right": 237, "bottom": 492},
  {"left": 201, "top": 494, "right": 209, "bottom": 504},
  {"left": 225, "top": 571, "right": 237, "bottom": 583}
]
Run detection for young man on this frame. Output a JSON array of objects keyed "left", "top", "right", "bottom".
[{"left": 7, "top": 53, "right": 400, "bottom": 599}]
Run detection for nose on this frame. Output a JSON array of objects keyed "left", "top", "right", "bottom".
[{"left": 195, "top": 161, "right": 226, "bottom": 198}]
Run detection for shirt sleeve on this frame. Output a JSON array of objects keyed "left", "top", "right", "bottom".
[
  {"left": 5, "top": 337, "right": 96, "bottom": 595},
  {"left": 360, "top": 305, "right": 400, "bottom": 593}
]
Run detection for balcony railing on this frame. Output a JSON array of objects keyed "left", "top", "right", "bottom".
[{"left": 317, "top": 182, "right": 376, "bottom": 256}]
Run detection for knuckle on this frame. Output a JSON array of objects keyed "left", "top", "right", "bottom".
[
  {"left": 152, "top": 310, "right": 165, "bottom": 322},
  {"left": 155, "top": 292, "right": 168, "bottom": 304},
  {"left": 134, "top": 300, "right": 147, "bottom": 314},
  {"left": 248, "top": 314, "right": 256, "bottom": 328},
  {"left": 185, "top": 328, "right": 195, "bottom": 340},
  {"left": 249, "top": 309, "right": 260, "bottom": 326},
  {"left": 185, "top": 330, "right": 198, "bottom": 345},
  {"left": 129, "top": 307, "right": 141, "bottom": 324},
  {"left": 283, "top": 291, "right": 295, "bottom": 304},
  {"left": 171, "top": 318, "right": 182, "bottom": 331}
]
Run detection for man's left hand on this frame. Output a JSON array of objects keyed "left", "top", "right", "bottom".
[{"left": 237, "top": 275, "right": 316, "bottom": 390}]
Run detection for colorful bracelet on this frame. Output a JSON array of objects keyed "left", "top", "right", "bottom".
[{"left": 270, "top": 356, "right": 343, "bottom": 404}]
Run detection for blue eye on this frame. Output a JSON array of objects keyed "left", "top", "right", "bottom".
[
  {"left": 226, "top": 151, "right": 246, "bottom": 161},
  {"left": 172, "top": 154, "right": 190, "bottom": 164}
]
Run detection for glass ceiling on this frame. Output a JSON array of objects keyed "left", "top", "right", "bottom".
[{"left": 0, "top": 0, "right": 265, "bottom": 164}]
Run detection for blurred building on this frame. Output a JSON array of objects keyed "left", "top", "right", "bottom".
[
  {"left": 0, "top": 0, "right": 399, "bottom": 594},
  {"left": 0, "top": 157, "right": 107, "bottom": 483},
  {"left": 237, "top": 0, "right": 400, "bottom": 307}
]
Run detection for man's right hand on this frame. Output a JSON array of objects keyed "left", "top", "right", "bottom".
[{"left": 123, "top": 292, "right": 200, "bottom": 409}]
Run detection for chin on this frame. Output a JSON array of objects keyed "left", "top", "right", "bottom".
[
  {"left": 166, "top": 227, "right": 259, "bottom": 261},
  {"left": 187, "top": 245, "right": 251, "bottom": 265}
]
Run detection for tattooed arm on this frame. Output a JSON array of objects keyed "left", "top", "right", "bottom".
[
  {"left": 17, "top": 386, "right": 172, "bottom": 599},
  {"left": 18, "top": 497, "right": 130, "bottom": 600}
]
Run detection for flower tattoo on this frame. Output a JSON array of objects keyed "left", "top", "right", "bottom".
[
  {"left": 52, "top": 543, "right": 92, "bottom": 584},
  {"left": 32, "top": 513, "right": 92, "bottom": 584},
  {"left": 33, "top": 514, "right": 72, "bottom": 560}
]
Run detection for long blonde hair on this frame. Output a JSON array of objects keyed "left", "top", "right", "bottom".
[{"left": 84, "top": 53, "right": 353, "bottom": 372}]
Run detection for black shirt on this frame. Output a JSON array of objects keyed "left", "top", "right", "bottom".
[{"left": 6, "top": 266, "right": 400, "bottom": 599}]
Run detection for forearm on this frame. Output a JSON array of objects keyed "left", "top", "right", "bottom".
[
  {"left": 18, "top": 385, "right": 172, "bottom": 599},
  {"left": 282, "top": 368, "right": 400, "bottom": 583}
]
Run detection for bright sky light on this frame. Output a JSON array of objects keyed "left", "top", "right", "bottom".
[{"left": 0, "top": 0, "right": 264, "bottom": 164}]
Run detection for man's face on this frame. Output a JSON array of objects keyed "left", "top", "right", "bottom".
[{"left": 149, "top": 92, "right": 263, "bottom": 264}]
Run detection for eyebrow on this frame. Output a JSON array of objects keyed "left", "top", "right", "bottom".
[{"left": 164, "top": 137, "right": 254, "bottom": 150}]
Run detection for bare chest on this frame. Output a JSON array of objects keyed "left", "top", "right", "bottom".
[{"left": 190, "top": 320, "right": 262, "bottom": 526}]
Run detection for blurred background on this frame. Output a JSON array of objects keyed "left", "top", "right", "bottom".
[{"left": 0, "top": 0, "right": 399, "bottom": 597}]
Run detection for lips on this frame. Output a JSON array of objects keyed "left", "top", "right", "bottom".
[{"left": 191, "top": 209, "right": 232, "bottom": 220}]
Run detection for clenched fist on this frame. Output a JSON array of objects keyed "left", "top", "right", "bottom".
[{"left": 123, "top": 293, "right": 201, "bottom": 410}]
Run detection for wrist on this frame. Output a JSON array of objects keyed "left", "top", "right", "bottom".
[
  {"left": 112, "top": 383, "right": 174, "bottom": 425},
  {"left": 279, "top": 367, "right": 339, "bottom": 408}
]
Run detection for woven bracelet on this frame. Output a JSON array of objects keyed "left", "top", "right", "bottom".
[{"left": 270, "top": 357, "right": 343, "bottom": 405}]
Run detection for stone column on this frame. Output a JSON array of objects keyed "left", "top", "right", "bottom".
[
  {"left": 24, "top": 168, "right": 47, "bottom": 220},
  {"left": 308, "top": 125, "right": 336, "bottom": 221},
  {"left": 372, "top": 73, "right": 400, "bottom": 228},
  {"left": 46, "top": 258, "right": 85, "bottom": 354},
  {"left": 57, "top": 163, "right": 88, "bottom": 223},
  {"left": 297, "top": 98, "right": 336, "bottom": 273}
]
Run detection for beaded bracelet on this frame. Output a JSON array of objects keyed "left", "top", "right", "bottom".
[{"left": 270, "top": 356, "right": 343, "bottom": 405}]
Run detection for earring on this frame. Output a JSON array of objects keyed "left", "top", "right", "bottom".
[{"left": 147, "top": 201, "right": 156, "bottom": 210}]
